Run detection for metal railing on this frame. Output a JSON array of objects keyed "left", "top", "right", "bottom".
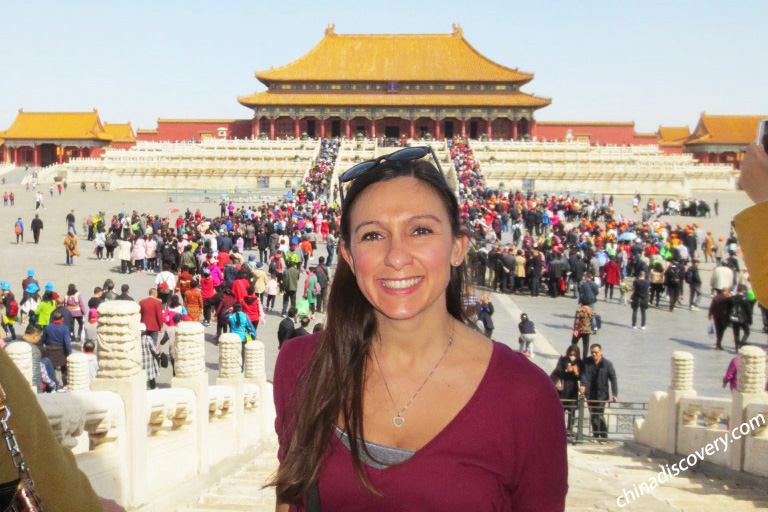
[{"left": 562, "top": 396, "right": 648, "bottom": 444}]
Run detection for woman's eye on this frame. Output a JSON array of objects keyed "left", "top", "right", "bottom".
[
  {"left": 361, "top": 232, "right": 382, "bottom": 241},
  {"left": 413, "top": 226, "right": 433, "bottom": 236}
]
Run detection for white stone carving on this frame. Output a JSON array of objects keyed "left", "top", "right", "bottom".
[
  {"left": 671, "top": 351, "right": 694, "bottom": 391},
  {"left": 6, "top": 342, "right": 33, "bottom": 388},
  {"left": 146, "top": 389, "right": 195, "bottom": 435},
  {"left": 175, "top": 322, "right": 205, "bottom": 377},
  {"left": 208, "top": 385, "right": 234, "bottom": 421},
  {"left": 738, "top": 346, "right": 766, "bottom": 394},
  {"left": 218, "top": 333, "right": 242, "bottom": 378},
  {"left": 245, "top": 340, "right": 266, "bottom": 382},
  {"left": 67, "top": 352, "right": 91, "bottom": 391},
  {"left": 96, "top": 301, "right": 142, "bottom": 379}
]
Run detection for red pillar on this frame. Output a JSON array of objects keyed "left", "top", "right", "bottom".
[
  {"left": 460, "top": 119, "right": 467, "bottom": 138},
  {"left": 371, "top": 119, "right": 376, "bottom": 138},
  {"left": 320, "top": 119, "right": 326, "bottom": 139},
  {"left": 409, "top": 119, "right": 415, "bottom": 139},
  {"left": 530, "top": 119, "right": 537, "bottom": 139},
  {"left": 435, "top": 119, "right": 441, "bottom": 140},
  {"left": 57, "top": 146, "right": 64, "bottom": 165},
  {"left": 486, "top": 120, "right": 493, "bottom": 140},
  {"left": 512, "top": 120, "right": 518, "bottom": 141},
  {"left": 345, "top": 118, "right": 351, "bottom": 139},
  {"left": 251, "top": 118, "right": 259, "bottom": 138},
  {"left": 11, "top": 147, "right": 17, "bottom": 164},
  {"left": 33, "top": 145, "right": 40, "bottom": 167},
  {"left": 269, "top": 118, "right": 276, "bottom": 140},
  {"left": 294, "top": 118, "right": 301, "bottom": 139}
]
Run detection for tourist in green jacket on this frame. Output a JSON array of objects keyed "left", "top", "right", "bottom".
[{"left": 34, "top": 290, "right": 58, "bottom": 326}]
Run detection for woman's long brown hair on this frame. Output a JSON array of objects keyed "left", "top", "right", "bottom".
[{"left": 273, "top": 159, "right": 472, "bottom": 504}]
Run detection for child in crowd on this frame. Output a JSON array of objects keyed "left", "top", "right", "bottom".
[
  {"left": 265, "top": 274, "right": 279, "bottom": 312},
  {"left": 82, "top": 340, "right": 98, "bottom": 383},
  {"left": 518, "top": 313, "right": 537, "bottom": 357}
]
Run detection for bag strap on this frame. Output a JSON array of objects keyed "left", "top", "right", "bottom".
[{"left": 0, "top": 382, "right": 35, "bottom": 484}]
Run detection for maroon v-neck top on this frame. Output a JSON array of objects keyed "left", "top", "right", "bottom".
[{"left": 274, "top": 333, "right": 568, "bottom": 511}]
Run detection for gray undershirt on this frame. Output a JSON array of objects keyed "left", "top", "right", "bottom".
[{"left": 334, "top": 425, "right": 415, "bottom": 469}]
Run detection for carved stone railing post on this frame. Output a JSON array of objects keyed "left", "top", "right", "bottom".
[
  {"left": 6, "top": 342, "right": 33, "bottom": 389},
  {"left": 217, "top": 333, "right": 246, "bottom": 448},
  {"left": 731, "top": 346, "right": 767, "bottom": 471},
  {"left": 67, "top": 352, "right": 91, "bottom": 392},
  {"left": 91, "top": 300, "right": 146, "bottom": 509},
  {"left": 667, "top": 351, "right": 697, "bottom": 453},
  {"left": 245, "top": 339, "right": 274, "bottom": 436},
  {"left": 171, "top": 321, "right": 209, "bottom": 473}
]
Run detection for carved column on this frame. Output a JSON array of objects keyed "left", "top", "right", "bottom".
[
  {"left": 6, "top": 342, "right": 33, "bottom": 389},
  {"left": 512, "top": 119, "right": 519, "bottom": 141},
  {"left": 217, "top": 333, "right": 246, "bottom": 448},
  {"left": 460, "top": 118, "right": 467, "bottom": 138},
  {"left": 320, "top": 118, "right": 326, "bottom": 139},
  {"left": 245, "top": 339, "right": 272, "bottom": 436},
  {"left": 294, "top": 118, "right": 301, "bottom": 139},
  {"left": 409, "top": 119, "right": 415, "bottom": 139},
  {"left": 91, "top": 300, "right": 146, "bottom": 508},
  {"left": 67, "top": 352, "right": 91, "bottom": 391},
  {"left": 345, "top": 118, "right": 351, "bottom": 139},
  {"left": 218, "top": 333, "right": 242, "bottom": 378},
  {"left": 269, "top": 117, "right": 276, "bottom": 140},
  {"left": 435, "top": 119, "right": 442, "bottom": 140},
  {"left": 171, "top": 321, "right": 209, "bottom": 473},
  {"left": 671, "top": 351, "right": 694, "bottom": 391},
  {"left": 730, "top": 345, "right": 767, "bottom": 471},
  {"left": 487, "top": 119, "right": 493, "bottom": 140}
]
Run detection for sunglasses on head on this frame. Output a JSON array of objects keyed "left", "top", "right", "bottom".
[{"left": 337, "top": 146, "right": 445, "bottom": 207}]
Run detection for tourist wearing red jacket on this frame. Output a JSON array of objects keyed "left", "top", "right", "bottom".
[
  {"left": 139, "top": 289, "right": 164, "bottom": 342},
  {"left": 600, "top": 257, "right": 622, "bottom": 302}
]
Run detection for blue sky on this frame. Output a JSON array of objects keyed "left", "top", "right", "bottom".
[{"left": 1, "top": 0, "right": 765, "bottom": 133}]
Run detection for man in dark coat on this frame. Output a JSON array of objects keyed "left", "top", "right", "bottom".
[
  {"left": 277, "top": 307, "right": 297, "bottom": 349},
  {"left": 579, "top": 344, "right": 618, "bottom": 439},
  {"left": 686, "top": 259, "right": 703, "bottom": 311},
  {"left": 729, "top": 284, "right": 753, "bottom": 349},
  {"left": 31, "top": 214, "right": 44, "bottom": 244}
]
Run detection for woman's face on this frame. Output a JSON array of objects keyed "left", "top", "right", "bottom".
[{"left": 341, "top": 177, "right": 467, "bottom": 322}]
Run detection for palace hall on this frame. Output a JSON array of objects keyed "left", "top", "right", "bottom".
[{"left": 237, "top": 25, "right": 551, "bottom": 141}]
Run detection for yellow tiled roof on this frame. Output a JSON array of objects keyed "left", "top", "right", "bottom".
[
  {"left": 657, "top": 126, "right": 690, "bottom": 144},
  {"left": 0, "top": 110, "right": 112, "bottom": 141},
  {"left": 103, "top": 123, "right": 136, "bottom": 143},
  {"left": 136, "top": 129, "right": 158, "bottom": 134},
  {"left": 239, "top": 91, "right": 551, "bottom": 108},
  {"left": 255, "top": 26, "right": 534, "bottom": 83},
  {"left": 686, "top": 115, "right": 767, "bottom": 145}
]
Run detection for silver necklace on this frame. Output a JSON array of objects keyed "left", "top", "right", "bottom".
[{"left": 372, "top": 321, "right": 455, "bottom": 428}]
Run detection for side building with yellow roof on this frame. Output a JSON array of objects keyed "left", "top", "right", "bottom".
[
  {"left": 683, "top": 114, "right": 767, "bottom": 168},
  {"left": 238, "top": 25, "right": 550, "bottom": 141},
  {"left": 0, "top": 109, "right": 114, "bottom": 167}
]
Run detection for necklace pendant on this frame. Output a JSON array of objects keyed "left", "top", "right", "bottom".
[{"left": 393, "top": 414, "right": 405, "bottom": 428}]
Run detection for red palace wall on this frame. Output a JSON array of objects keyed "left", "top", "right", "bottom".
[
  {"left": 536, "top": 123, "right": 639, "bottom": 145},
  {"left": 136, "top": 120, "right": 252, "bottom": 142}
]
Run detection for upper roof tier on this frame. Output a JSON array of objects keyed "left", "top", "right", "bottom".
[
  {"left": 255, "top": 25, "right": 534, "bottom": 84},
  {"left": 0, "top": 110, "right": 112, "bottom": 141},
  {"left": 686, "top": 114, "right": 767, "bottom": 145}
]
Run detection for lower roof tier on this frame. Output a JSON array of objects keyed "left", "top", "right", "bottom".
[{"left": 238, "top": 91, "right": 551, "bottom": 109}]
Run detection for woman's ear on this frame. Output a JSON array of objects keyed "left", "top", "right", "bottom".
[
  {"left": 451, "top": 234, "right": 470, "bottom": 266},
  {"left": 340, "top": 240, "right": 354, "bottom": 274}
]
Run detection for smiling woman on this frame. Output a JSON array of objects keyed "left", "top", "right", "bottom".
[{"left": 271, "top": 158, "right": 568, "bottom": 511}]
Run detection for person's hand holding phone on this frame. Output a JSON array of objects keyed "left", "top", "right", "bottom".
[{"left": 739, "top": 143, "right": 768, "bottom": 205}]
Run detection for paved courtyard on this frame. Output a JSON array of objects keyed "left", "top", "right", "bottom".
[{"left": 0, "top": 168, "right": 764, "bottom": 510}]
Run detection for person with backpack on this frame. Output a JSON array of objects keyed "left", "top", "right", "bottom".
[
  {"left": 14, "top": 217, "right": 23, "bottom": 244},
  {"left": 664, "top": 259, "right": 683, "bottom": 312},
  {"left": 64, "top": 232, "right": 80, "bottom": 266},
  {"left": 577, "top": 272, "right": 600, "bottom": 333},
  {"left": 728, "top": 284, "right": 753, "bottom": 349},
  {"left": 686, "top": 259, "right": 703, "bottom": 311},
  {"left": 314, "top": 257, "right": 330, "bottom": 313},
  {"left": 303, "top": 268, "right": 320, "bottom": 317},
  {"left": 2, "top": 285, "right": 18, "bottom": 341}
]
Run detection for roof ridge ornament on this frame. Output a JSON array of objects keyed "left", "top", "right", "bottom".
[
  {"left": 325, "top": 24, "right": 336, "bottom": 37},
  {"left": 452, "top": 24, "right": 463, "bottom": 37}
]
